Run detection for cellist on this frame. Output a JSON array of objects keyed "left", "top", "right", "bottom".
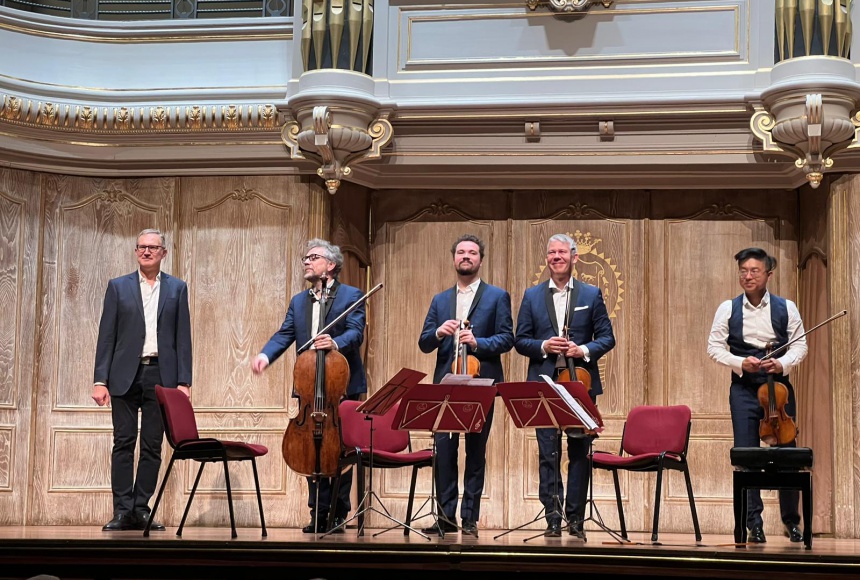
[
  {"left": 707, "top": 247, "right": 808, "bottom": 544},
  {"left": 418, "top": 234, "right": 514, "bottom": 537},
  {"left": 252, "top": 239, "right": 367, "bottom": 534}
]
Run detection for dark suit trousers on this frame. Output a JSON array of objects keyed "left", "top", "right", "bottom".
[
  {"left": 110, "top": 362, "right": 164, "bottom": 515},
  {"left": 434, "top": 402, "right": 495, "bottom": 522},
  {"left": 307, "top": 392, "right": 361, "bottom": 519},
  {"left": 536, "top": 388, "right": 597, "bottom": 525},
  {"left": 729, "top": 382, "right": 800, "bottom": 528}
]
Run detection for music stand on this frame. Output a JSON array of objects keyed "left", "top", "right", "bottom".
[
  {"left": 323, "top": 367, "right": 430, "bottom": 539},
  {"left": 391, "top": 377, "right": 497, "bottom": 538},
  {"left": 493, "top": 377, "right": 602, "bottom": 542}
]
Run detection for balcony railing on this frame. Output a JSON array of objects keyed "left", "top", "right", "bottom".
[{"left": 0, "top": 0, "right": 291, "bottom": 19}]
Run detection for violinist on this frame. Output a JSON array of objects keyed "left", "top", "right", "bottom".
[
  {"left": 514, "top": 233, "right": 615, "bottom": 538},
  {"left": 252, "top": 239, "right": 366, "bottom": 534},
  {"left": 418, "top": 234, "right": 514, "bottom": 537},
  {"left": 707, "top": 247, "right": 807, "bottom": 544}
]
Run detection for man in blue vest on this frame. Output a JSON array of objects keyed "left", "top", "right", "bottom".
[{"left": 707, "top": 247, "right": 807, "bottom": 543}]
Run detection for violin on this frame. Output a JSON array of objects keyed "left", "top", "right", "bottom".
[
  {"left": 451, "top": 319, "right": 481, "bottom": 377},
  {"left": 282, "top": 282, "right": 350, "bottom": 478},
  {"left": 556, "top": 288, "right": 592, "bottom": 392},
  {"left": 757, "top": 342, "right": 797, "bottom": 446}
]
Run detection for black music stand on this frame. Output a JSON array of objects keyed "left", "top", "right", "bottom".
[
  {"left": 494, "top": 377, "right": 603, "bottom": 542},
  {"left": 323, "top": 368, "right": 431, "bottom": 539},
  {"left": 391, "top": 377, "right": 497, "bottom": 538}
]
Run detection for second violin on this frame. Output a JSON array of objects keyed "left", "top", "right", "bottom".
[{"left": 451, "top": 319, "right": 481, "bottom": 377}]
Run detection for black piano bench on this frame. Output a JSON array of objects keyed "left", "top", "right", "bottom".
[{"left": 730, "top": 446, "right": 813, "bottom": 550}]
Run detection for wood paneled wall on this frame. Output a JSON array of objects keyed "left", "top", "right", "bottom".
[{"left": 1, "top": 170, "right": 855, "bottom": 536}]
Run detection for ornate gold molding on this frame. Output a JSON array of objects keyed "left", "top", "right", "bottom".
[
  {"left": 526, "top": 0, "right": 612, "bottom": 13},
  {"left": 0, "top": 93, "right": 279, "bottom": 133}
]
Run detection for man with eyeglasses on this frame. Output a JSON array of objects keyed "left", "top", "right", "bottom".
[
  {"left": 707, "top": 247, "right": 807, "bottom": 544},
  {"left": 92, "top": 228, "right": 192, "bottom": 531},
  {"left": 252, "top": 238, "right": 366, "bottom": 534}
]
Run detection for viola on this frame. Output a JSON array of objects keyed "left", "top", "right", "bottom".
[
  {"left": 757, "top": 342, "right": 797, "bottom": 446},
  {"left": 451, "top": 319, "right": 481, "bottom": 377},
  {"left": 557, "top": 306, "right": 591, "bottom": 392}
]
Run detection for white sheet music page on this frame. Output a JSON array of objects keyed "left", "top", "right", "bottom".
[
  {"left": 440, "top": 373, "right": 496, "bottom": 387},
  {"left": 539, "top": 374, "right": 599, "bottom": 431}
]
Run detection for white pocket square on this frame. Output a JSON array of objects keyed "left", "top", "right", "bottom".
[{"left": 574, "top": 305, "right": 589, "bottom": 311}]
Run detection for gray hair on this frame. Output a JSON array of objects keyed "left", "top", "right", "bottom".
[
  {"left": 547, "top": 233, "right": 577, "bottom": 254},
  {"left": 307, "top": 238, "right": 343, "bottom": 276},
  {"left": 137, "top": 228, "right": 166, "bottom": 248}
]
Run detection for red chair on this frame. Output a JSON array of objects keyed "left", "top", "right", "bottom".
[
  {"left": 148, "top": 385, "right": 268, "bottom": 538},
  {"left": 591, "top": 404, "right": 701, "bottom": 542},
  {"left": 330, "top": 399, "right": 434, "bottom": 535}
]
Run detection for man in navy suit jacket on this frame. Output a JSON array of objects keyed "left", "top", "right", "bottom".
[
  {"left": 418, "top": 234, "right": 514, "bottom": 537},
  {"left": 514, "top": 233, "right": 615, "bottom": 537},
  {"left": 252, "top": 238, "right": 366, "bottom": 533},
  {"left": 92, "top": 229, "right": 192, "bottom": 532}
]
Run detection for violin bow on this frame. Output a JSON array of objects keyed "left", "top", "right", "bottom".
[
  {"left": 297, "top": 282, "right": 383, "bottom": 353},
  {"left": 760, "top": 309, "right": 847, "bottom": 361}
]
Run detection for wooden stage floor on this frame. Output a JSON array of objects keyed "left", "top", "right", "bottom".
[
  {"left": 0, "top": 526, "right": 860, "bottom": 580},
  {"left": 1, "top": 523, "right": 859, "bottom": 580}
]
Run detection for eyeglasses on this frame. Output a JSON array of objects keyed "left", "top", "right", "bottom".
[
  {"left": 135, "top": 245, "right": 164, "bottom": 253},
  {"left": 301, "top": 253, "right": 326, "bottom": 263},
  {"left": 738, "top": 268, "right": 768, "bottom": 279}
]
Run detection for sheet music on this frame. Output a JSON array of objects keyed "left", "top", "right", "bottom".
[
  {"left": 539, "top": 374, "right": 598, "bottom": 431},
  {"left": 440, "top": 373, "right": 496, "bottom": 387}
]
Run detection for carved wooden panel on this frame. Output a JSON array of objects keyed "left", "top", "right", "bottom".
[
  {"left": 0, "top": 168, "right": 40, "bottom": 524},
  {"left": 176, "top": 176, "right": 310, "bottom": 528}
]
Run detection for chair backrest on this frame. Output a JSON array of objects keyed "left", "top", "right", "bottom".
[
  {"left": 155, "top": 385, "right": 200, "bottom": 447},
  {"left": 339, "top": 399, "right": 409, "bottom": 453},
  {"left": 622, "top": 405, "right": 691, "bottom": 457}
]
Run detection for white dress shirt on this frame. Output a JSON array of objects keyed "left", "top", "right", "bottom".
[
  {"left": 140, "top": 270, "right": 161, "bottom": 357},
  {"left": 707, "top": 291, "right": 807, "bottom": 377}
]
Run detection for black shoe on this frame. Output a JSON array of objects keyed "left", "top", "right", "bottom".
[
  {"left": 134, "top": 511, "right": 165, "bottom": 531},
  {"left": 784, "top": 524, "right": 803, "bottom": 543},
  {"left": 102, "top": 513, "right": 136, "bottom": 531},
  {"left": 568, "top": 521, "right": 584, "bottom": 538},
  {"left": 545, "top": 521, "right": 562, "bottom": 537},
  {"left": 328, "top": 516, "right": 347, "bottom": 534},
  {"left": 461, "top": 520, "right": 478, "bottom": 537},
  {"left": 302, "top": 514, "right": 329, "bottom": 533},
  {"left": 748, "top": 525, "right": 767, "bottom": 543},
  {"left": 422, "top": 520, "right": 458, "bottom": 536}
]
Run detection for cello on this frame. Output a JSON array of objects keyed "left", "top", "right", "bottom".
[
  {"left": 281, "top": 281, "right": 383, "bottom": 527},
  {"left": 756, "top": 309, "right": 847, "bottom": 446},
  {"left": 451, "top": 319, "right": 481, "bottom": 377}
]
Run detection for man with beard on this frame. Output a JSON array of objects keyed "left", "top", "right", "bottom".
[
  {"left": 418, "top": 234, "right": 514, "bottom": 537},
  {"left": 514, "top": 233, "right": 615, "bottom": 537},
  {"left": 252, "top": 238, "right": 367, "bottom": 533}
]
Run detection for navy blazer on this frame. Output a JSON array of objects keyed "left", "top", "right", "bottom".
[
  {"left": 94, "top": 271, "right": 193, "bottom": 396},
  {"left": 514, "top": 279, "right": 615, "bottom": 395},
  {"left": 260, "top": 281, "right": 367, "bottom": 397},
  {"left": 418, "top": 281, "right": 514, "bottom": 384}
]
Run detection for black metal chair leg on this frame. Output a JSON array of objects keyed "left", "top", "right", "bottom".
[
  {"left": 683, "top": 465, "right": 702, "bottom": 541},
  {"left": 611, "top": 470, "right": 627, "bottom": 539},
  {"left": 403, "top": 465, "right": 420, "bottom": 536},
  {"left": 652, "top": 465, "right": 664, "bottom": 543},
  {"left": 222, "top": 457, "right": 237, "bottom": 538},
  {"left": 178, "top": 461, "right": 207, "bottom": 537},
  {"left": 145, "top": 457, "right": 176, "bottom": 538},
  {"left": 251, "top": 458, "right": 267, "bottom": 537}
]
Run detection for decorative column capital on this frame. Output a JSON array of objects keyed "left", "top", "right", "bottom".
[{"left": 281, "top": 70, "right": 394, "bottom": 194}]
